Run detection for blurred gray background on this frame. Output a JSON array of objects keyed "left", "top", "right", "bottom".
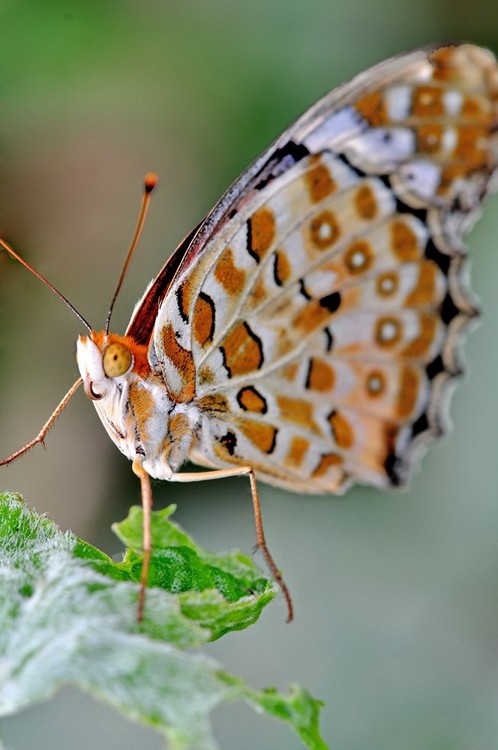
[{"left": 1, "top": 1, "right": 498, "bottom": 748}]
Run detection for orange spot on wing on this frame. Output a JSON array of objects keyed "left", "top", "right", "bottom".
[
  {"left": 293, "top": 301, "right": 330, "bottom": 334},
  {"left": 437, "top": 165, "right": 466, "bottom": 195},
  {"left": 404, "top": 260, "right": 437, "bottom": 307},
  {"left": 248, "top": 207, "right": 276, "bottom": 261},
  {"left": 305, "top": 160, "right": 336, "bottom": 202},
  {"left": 454, "top": 126, "right": 489, "bottom": 170},
  {"left": 397, "top": 367, "right": 420, "bottom": 419},
  {"left": 193, "top": 293, "right": 215, "bottom": 346},
  {"left": 312, "top": 452, "right": 343, "bottom": 478},
  {"left": 412, "top": 85, "right": 444, "bottom": 117},
  {"left": 220, "top": 321, "right": 264, "bottom": 376},
  {"left": 417, "top": 124, "right": 443, "bottom": 154},
  {"left": 355, "top": 89, "right": 388, "bottom": 126},
  {"left": 249, "top": 277, "right": 268, "bottom": 306},
  {"left": 390, "top": 220, "right": 420, "bottom": 261},
  {"left": 284, "top": 436, "right": 309, "bottom": 468},
  {"left": 214, "top": 247, "right": 246, "bottom": 296},
  {"left": 274, "top": 249, "right": 292, "bottom": 286},
  {"left": 161, "top": 323, "right": 196, "bottom": 401},
  {"left": 329, "top": 411, "right": 355, "bottom": 449},
  {"left": 283, "top": 362, "right": 299, "bottom": 380},
  {"left": 461, "top": 95, "right": 493, "bottom": 124},
  {"left": 237, "top": 386, "right": 267, "bottom": 413},
  {"left": 277, "top": 396, "right": 319, "bottom": 433},
  {"left": 430, "top": 47, "right": 456, "bottom": 81},
  {"left": 354, "top": 184, "right": 378, "bottom": 220},
  {"left": 306, "top": 358, "right": 335, "bottom": 391},
  {"left": 237, "top": 418, "right": 278, "bottom": 454},
  {"left": 402, "top": 313, "right": 438, "bottom": 358}
]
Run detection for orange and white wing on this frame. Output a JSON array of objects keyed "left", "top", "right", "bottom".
[{"left": 144, "top": 44, "right": 498, "bottom": 494}]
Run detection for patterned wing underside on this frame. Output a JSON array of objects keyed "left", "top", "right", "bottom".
[{"left": 151, "top": 45, "right": 498, "bottom": 493}]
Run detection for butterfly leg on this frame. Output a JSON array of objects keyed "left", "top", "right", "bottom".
[
  {"left": 0, "top": 378, "right": 83, "bottom": 466},
  {"left": 132, "top": 457, "right": 153, "bottom": 622},
  {"left": 170, "top": 466, "right": 294, "bottom": 622}
]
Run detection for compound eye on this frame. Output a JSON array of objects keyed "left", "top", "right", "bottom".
[{"left": 103, "top": 342, "right": 133, "bottom": 378}]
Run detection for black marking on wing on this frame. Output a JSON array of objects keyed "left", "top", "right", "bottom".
[
  {"left": 219, "top": 430, "right": 237, "bottom": 456},
  {"left": 440, "top": 293, "right": 463, "bottom": 325},
  {"left": 426, "top": 355, "right": 445, "bottom": 380},
  {"left": 319, "top": 291, "right": 342, "bottom": 313},
  {"left": 175, "top": 286, "right": 189, "bottom": 324},
  {"left": 305, "top": 360, "right": 313, "bottom": 389},
  {"left": 199, "top": 291, "right": 216, "bottom": 343},
  {"left": 220, "top": 347, "right": 231, "bottom": 378},
  {"left": 253, "top": 141, "right": 310, "bottom": 191},
  {"left": 246, "top": 322, "right": 265, "bottom": 369},
  {"left": 324, "top": 327, "right": 334, "bottom": 352},
  {"left": 410, "top": 412, "right": 430, "bottom": 439},
  {"left": 236, "top": 385, "right": 268, "bottom": 414},
  {"left": 266, "top": 428, "right": 278, "bottom": 455},
  {"left": 384, "top": 452, "right": 404, "bottom": 486},
  {"left": 424, "top": 238, "right": 451, "bottom": 276},
  {"left": 273, "top": 252, "right": 284, "bottom": 287},
  {"left": 246, "top": 220, "right": 260, "bottom": 264},
  {"left": 299, "top": 279, "right": 311, "bottom": 300},
  {"left": 336, "top": 151, "right": 368, "bottom": 179}
]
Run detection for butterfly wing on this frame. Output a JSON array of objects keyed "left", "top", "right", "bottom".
[
  {"left": 145, "top": 44, "right": 498, "bottom": 493},
  {"left": 126, "top": 48, "right": 432, "bottom": 340}
]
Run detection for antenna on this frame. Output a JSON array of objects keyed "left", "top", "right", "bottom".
[
  {"left": 104, "top": 172, "right": 158, "bottom": 334},
  {"left": 0, "top": 237, "right": 92, "bottom": 331}
]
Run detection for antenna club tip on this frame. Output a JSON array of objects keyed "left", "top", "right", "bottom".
[{"left": 144, "top": 173, "right": 159, "bottom": 193}]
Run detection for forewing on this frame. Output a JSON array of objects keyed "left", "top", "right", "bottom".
[{"left": 150, "top": 44, "right": 498, "bottom": 493}]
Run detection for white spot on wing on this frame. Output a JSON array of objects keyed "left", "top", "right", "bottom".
[
  {"left": 367, "top": 373, "right": 383, "bottom": 393},
  {"left": 379, "top": 320, "right": 398, "bottom": 342},
  {"left": 398, "top": 159, "right": 441, "bottom": 200},
  {"left": 317, "top": 220, "right": 333, "bottom": 240},
  {"left": 302, "top": 106, "right": 365, "bottom": 151},
  {"left": 350, "top": 249, "right": 367, "bottom": 269},
  {"left": 443, "top": 89, "right": 463, "bottom": 116},
  {"left": 441, "top": 127, "right": 457, "bottom": 154},
  {"left": 379, "top": 275, "right": 395, "bottom": 293},
  {"left": 385, "top": 85, "right": 412, "bottom": 121},
  {"left": 344, "top": 127, "right": 416, "bottom": 170}
]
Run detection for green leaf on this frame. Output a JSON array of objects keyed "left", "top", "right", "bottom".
[
  {"left": 113, "top": 504, "right": 273, "bottom": 638},
  {"left": 0, "top": 492, "right": 328, "bottom": 749}
]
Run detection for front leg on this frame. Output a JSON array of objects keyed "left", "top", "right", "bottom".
[
  {"left": 132, "top": 457, "right": 153, "bottom": 622},
  {"left": 128, "top": 395, "right": 198, "bottom": 620}
]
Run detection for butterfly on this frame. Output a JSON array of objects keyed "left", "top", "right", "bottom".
[{"left": 2, "top": 43, "right": 498, "bottom": 622}]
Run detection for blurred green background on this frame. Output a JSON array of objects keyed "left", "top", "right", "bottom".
[{"left": 2, "top": 1, "right": 498, "bottom": 748}]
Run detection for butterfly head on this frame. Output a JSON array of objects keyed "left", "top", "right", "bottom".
[
  {"left": 76, "top": 329, "right": 181, "bottom": 472},
  {"left": 76, "top": 331, "right": 150, "bottom": 401}
]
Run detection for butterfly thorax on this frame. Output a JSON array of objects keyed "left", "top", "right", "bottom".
[{"left": 76, "top": 331, "right": 200, "bottom": 479}]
